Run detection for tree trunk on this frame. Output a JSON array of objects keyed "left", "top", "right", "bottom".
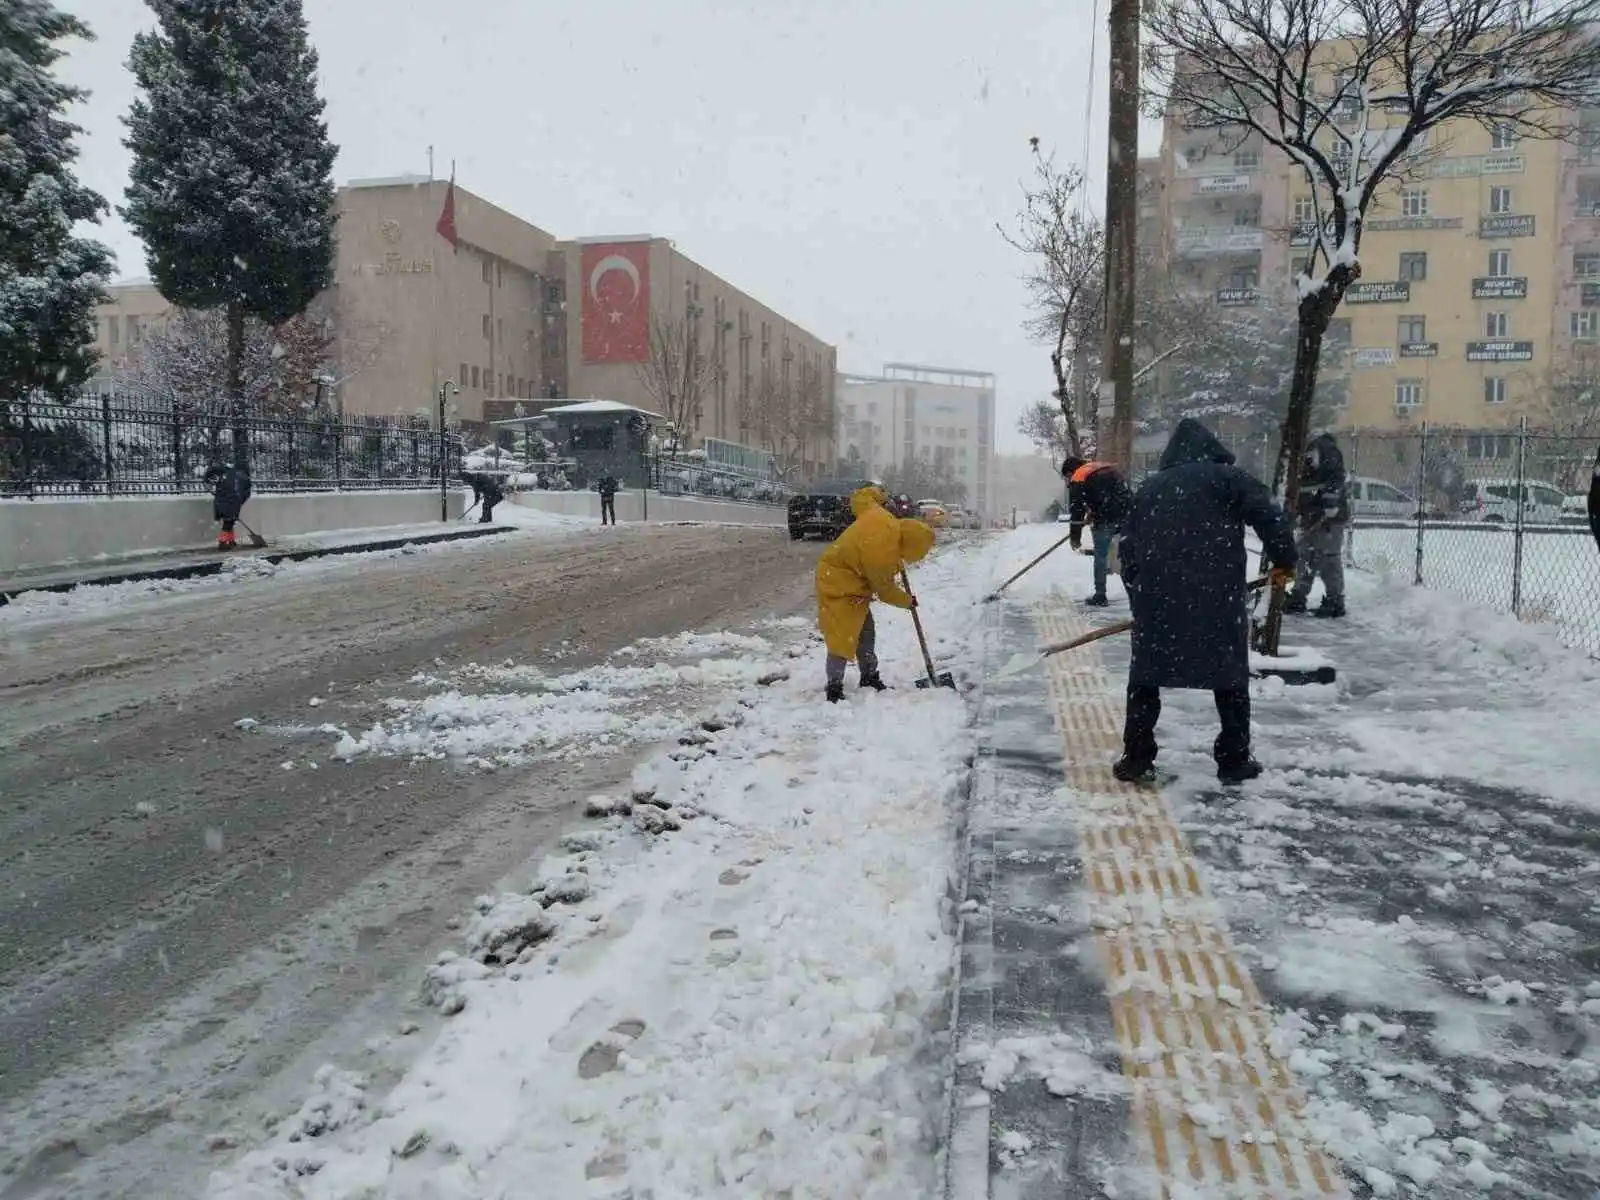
[
  {"left": 1258, "top": 300, "right": 1332, "bottom": 656},
  {"left": 226, "top": 302, "right": 247, "bottom": 463},
  {"left": 1050, "top": 348, "right": 1084, "bottom": 458}
]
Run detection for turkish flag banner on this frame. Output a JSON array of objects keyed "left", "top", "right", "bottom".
[{"left": 580, "top": 242, "right": 651, "bottom": 364}]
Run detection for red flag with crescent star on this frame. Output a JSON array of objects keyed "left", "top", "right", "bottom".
[
  {"left": 436, "top": 168, "right": 459, "bottom": 252},
  {"left": 580, "top": 241, "right": 651, "bottom": 364}
]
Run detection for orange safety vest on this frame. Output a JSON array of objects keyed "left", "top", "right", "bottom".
[{"left": 1070, "top": 460, "right": 1113, "bottom": 485}]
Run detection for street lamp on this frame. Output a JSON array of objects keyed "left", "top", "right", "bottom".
[{"left": 438, "top": 379, "right": 459, "bottom": 521}]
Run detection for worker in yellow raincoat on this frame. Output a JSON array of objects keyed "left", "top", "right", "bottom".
[{"left": 815, "top": 485, "right": 937, "bottom": 702}]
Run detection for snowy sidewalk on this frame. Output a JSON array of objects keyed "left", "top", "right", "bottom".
[
  {"left": 957, "top": 526, "right": 1600, "bottom": 1199},
  {"left": 204, "top": 534, "right": 999, "bottom": 1200}
]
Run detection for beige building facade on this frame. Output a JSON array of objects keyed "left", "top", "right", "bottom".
[
  {"left": 1156, "top": 93, "right": 1596, "bottom": 436},
  {"left": 91, "top": 177, "right": 836, "bottom": 470}
]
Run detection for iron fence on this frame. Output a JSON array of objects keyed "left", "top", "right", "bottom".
[
  {"left": 1343, "top": 421, "right": 1600, "bottom": 654},
  {"left": 0, "top": 393, "right": 464, "bottom": 499}
]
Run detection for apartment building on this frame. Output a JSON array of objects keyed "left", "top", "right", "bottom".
[
  {"left": 1157, "top": 88, "right": 1595, "bottom": 435},
  {"left": 836, "top": 363, "right": 996, "bottom": 517},
  {"left": 89, "top": 177, "right": 835, "bottom": 465}
]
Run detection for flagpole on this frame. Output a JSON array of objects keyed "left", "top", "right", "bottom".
[{"left": 428, "top": 145, "right": 434, "bottom": 182}]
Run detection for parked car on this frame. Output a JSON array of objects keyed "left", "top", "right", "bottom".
[
  {"left": 917, "top": 499, "right": 949, "bottom": 528},
  {"left": 1562, "top": 493, "right": 1589, "bottom": 524},
  {"left": 786, "top": 477, "right": 878, "bottom": 541},
  {"left": 1347, "top": 476, "right": 1421, "bottom": 520},
  {"left": 1457, "top": 478, "right": 1566, "bottom": 524}
]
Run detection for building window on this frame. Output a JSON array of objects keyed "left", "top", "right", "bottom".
[
  {"left": 126, "top": 315, "right": 142, "bottom": 344},
  {"left": 1398, "top": 315, "right": 1427, "bottom": 343},
  {"left": 1398, "top": 251, "right": 1427, "bottom": 281},
  {"left": 1233, "top": 147, "right": 1260, "bottom": 169},
  {"left": 1292, "top": 196, "right": 1316, "bottom": 223},
  {"left": 1492, "top": 123, "right": 1517, "bottom": 150},
  {"left": 482, "top": 314, "right": 491, "bottom": 339},
  {"left": 1232, "top": 206, "right": 1258, "bottom": 227},
  {"left": 106, "top": 316, "right": 119, "bottom": 345},
  {"left": 1485, "top": 311, "right": 1510, "bottom": 338},
  {"left": 1230, "top": 268, "right": 1258, "bottom": 289},
  {"left": 1395, "top": 379, "right": 1423, "bottom": 410},
  {"left": 1489, "top": 249, "right": 1511, "bottom": 277},
  {"left": 498, "top": 318, "right": 504, "bottom": 343},
  {"left": 470, "top": 366, "right": 479, "bottom": 388},
  {"left": 1401, "top": 189, "right": 1429, "bottom": 217},
  {"left": 497, "top": 263, "right": 503, "bottom": 287},
  {"left": 482, "top": 259, "right": 492, "bottom": 284},
  {"left": 1576, "top": 252, "right": 1600, "bottom": 278},
  {"left": 459, "top": 362, "right": 468, "bottom": 386},
  {"left": 1291, "top": 256, "right": 1310, "bottom": 277},
  {"left": 1484, "top": 377, "right": 1508, "bottom": 405},
  {"left": 1573, "top": 311, "right": 1599, "bottom": 339},
  {"left": 1489, "top": 186, "right": 1514, "bottom": 215},
  {"left": 498, "top": 374, "right": 504, "bottom": 395}
]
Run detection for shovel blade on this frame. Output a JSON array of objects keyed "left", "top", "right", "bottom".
[{"left": 916, "top": 672, "right": 957, "bottom": 690}]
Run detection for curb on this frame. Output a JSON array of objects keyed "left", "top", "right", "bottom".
[{"left": 0, "top": 525, "right": 513, "bottom": 607}]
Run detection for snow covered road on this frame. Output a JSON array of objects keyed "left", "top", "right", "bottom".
[{"left": 0, "top": 523, "right": 827, "bottom": 1199}]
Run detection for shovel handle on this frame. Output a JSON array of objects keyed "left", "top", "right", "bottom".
[
  {"left": 900, "top": 569, "right": 941, "bottom": 683},
  {"left": 987, "top": 532, "right": 1075, "bottom": 599},
  {"left": 1038, "top": 576, "right": 1267, "bottom": 660}
]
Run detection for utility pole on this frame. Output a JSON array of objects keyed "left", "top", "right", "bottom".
[{"left": 1099, "top": 0, "right": 1140, "bottom": 473}]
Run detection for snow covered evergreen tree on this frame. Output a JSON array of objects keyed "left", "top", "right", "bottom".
[
  {"left": 121, "top": 0, "right": 337, "bottom": 454},
  {"left": 0, "top": 2, "right": 113, "bottom": 401}
]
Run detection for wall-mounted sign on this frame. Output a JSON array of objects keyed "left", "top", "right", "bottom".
[
  {"left": 1582, "top": 282, "right": 1600, "bottom": 306},
  {"left": 1479, "top": 214, "right": 1536, "bottom": 238},
  {"left": 1465, "top": 340, "right": 1534, "bottom": 362},
  {"left": 1399, "top": 342, "right": 1439, "bottom": 358},
  {"left": 1215, "top": 288, "right": 1259, "bottom": 306},
  {"left": 1472, "top": 276, "right": 1528, "bottom": 299},
  {"left": 350, "top": 254, "right": 434, "bottom": 277},
  {"left": 1195, "top": 174, "right": 1253, "bottom": 195},
  {"left": 1428, "top": 154, "right": 1525, "bottom": 177},
  {"left": 1346, "top": 281, "right": 1411, "bottom": 304},
  {"left": 1365, "top": 216, "right": 1463, "bottom": 233},
  {"left": 1353, "top": 347, "right": 1396, "bottom": 367}
]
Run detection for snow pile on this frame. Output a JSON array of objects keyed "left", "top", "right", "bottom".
[{"left": 208, "top": 535, "right": 997, "bottom": 1199}]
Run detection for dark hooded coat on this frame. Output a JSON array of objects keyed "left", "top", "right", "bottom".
[
  {"left": 1298, "top": 432, "right": 1351, "bottom": 528},
  {"left": 203, "top": 462, "right": 252, "bottom": 522},
  {"left": 1588, "top": 444, "right": 1600, "bottom": 556},
  {"left": 1120, "top": 419, "right": 1297, "bottom": 691}
]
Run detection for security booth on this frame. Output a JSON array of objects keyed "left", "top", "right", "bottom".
[{"left": 528, "top": 399, "right": 660, "bottom": 489}]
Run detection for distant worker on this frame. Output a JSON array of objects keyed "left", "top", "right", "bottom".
[
  {"left": 1285, "top": 432, "right": 1349, "bottom": 619},
  {"left": 1061, "top": 455, "right": 1134, "bottom": 608},
  {"left": 463, "top": 471, "right": 503, "bottom": 524},
  {"left": 1589, "top": 444, "right": 1600, "bottom": 556},
  {"left": 597, "top": 473, "right": 620, "bottom": 525},
  {"left": 815, "top": 486, "right": 936, "bottom": 702},
  {"left": 203, "top": 459, "right": 252, "bottom": 550}
]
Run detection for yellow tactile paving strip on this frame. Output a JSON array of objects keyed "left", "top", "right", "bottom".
[{"left": 1034, "top": 594, "right": 1351, "bottom": 1200}]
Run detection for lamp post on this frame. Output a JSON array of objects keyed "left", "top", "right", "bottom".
[{"left": 438, "top": 379, "right": 458, "bottom": 521}]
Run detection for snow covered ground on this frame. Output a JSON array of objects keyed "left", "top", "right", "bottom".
[
  {"left": 204, "top": 532, "right": 1000, "bottom": 1199},
  {"left": 973, "top": 525, "right": 1600, "bottom": 1198}
]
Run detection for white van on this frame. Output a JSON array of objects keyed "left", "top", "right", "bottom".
[
  {"left": 1457, "top": 479, "right": 1566, "bottom": 524},
  {"left": 1347, "top": 476, "right": 1420, "bottom": 519}
]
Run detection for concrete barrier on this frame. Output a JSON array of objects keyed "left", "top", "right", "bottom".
[
  {"left": 0, "top": 489, "right": 466, "bottom": 575},
  {"left": 510, "top": 490, "right": 787, "bottom": 528}
]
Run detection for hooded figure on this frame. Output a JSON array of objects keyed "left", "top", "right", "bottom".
[
  {"left": 1286, "top": 431, "right": 1350, "bottom": 618},
  {"left": 203, "top": 460, "right": 252, "bottom": 548},
  {"left": 815, "top": 485, "right": 936, "bottom": 701},
  {"left": 1116, "top": 418, "right": 1296, "bottom": 783}
]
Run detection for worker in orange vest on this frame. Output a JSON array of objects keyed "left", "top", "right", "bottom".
[{"left": 1061, "top": 456, "right": 1134, "bottom": 607}]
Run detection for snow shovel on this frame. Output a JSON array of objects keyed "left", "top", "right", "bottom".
[
  {"left": 459, "top": 497, "right": 481, "bottom": 522},
  {"left": 901, "top": 570, "right": 956, "bottom": 690},
  {"left": 236, "top": 518, "right": 268, "bottom": 549},
  {"left": 982, "top": 532, "right": 1074, "bottom": 602}
]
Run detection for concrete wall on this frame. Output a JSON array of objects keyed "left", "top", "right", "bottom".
[
  {"left": 510, "top": 490, "right": 786, "bottom": 527},
  {"left": 0, "top": 489, "right": 465, "bottom": 576}
]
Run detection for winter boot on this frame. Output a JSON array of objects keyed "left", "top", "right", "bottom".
[
  {"left": 1217, "top": 758, "right": 1264, "bottom": 786},
  {"left": 217, "top": 529, "right": 236, "bottom": 550},
  {"left": 1083, "top": 593, "right": 1110, "bottom": 608},
  {"left": 1112, "top": 756, "right": 1157, "bottom": 783},
  {"left": 859, "top": 673, "right": 888, "bottom": 691},
  {"left": 825, "top": 682, "right": 845, "bottom": 704},
  {"left": 1314, "top": 597, "right": 1347, "bottom": 619},
  {"left": 1283, "top": 591, "right": 1308, "bottom": 614}
]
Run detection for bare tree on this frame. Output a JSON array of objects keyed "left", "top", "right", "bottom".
[
  {"left": 1145, "top": 0, "right": 1600, "bottom": 651},
  {"left": 634, "top": 312, "right": 717, "bottom": 456},
  {"left": 1536, "top": 342, "right": 1600, "bottom": 439},
  {"left": 1000, "top": 147, "right": 1105, "bottom": 457},
  {"left": 1018, "top": 396, "right": 1078, "bottom": 462},
  {"left": 740, "top": 356, "right": 832, "bottom": 480}
]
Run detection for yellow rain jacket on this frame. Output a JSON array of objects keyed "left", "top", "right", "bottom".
[{"left": 815, "top": 486, "right": 937, "bottom": 660}]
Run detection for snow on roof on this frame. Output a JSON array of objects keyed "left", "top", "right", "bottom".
[
  {"left": 568, "top": 234, "right": 656, "bottom": 245},
  {"left": 344, "top": 174, "right": 432, "bottom": 190},
  {"left": 542, "top": 399, "right": 663, "bottom": 418}
]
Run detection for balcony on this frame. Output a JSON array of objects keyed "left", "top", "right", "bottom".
[{"left": 1173, "top": 226, "right": 1264, "bottom": 257}]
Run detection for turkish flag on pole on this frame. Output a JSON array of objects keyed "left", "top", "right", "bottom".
[
  {"left": 580, "top": 242, "right": 651, "bottom": 364},
  {"left": 436, "top": 168, "right": 459, "bottom": 252}
]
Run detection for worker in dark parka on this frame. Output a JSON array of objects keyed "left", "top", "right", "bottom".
[{"left": 1114, "top": 418, "right": 1297, "bottom": 785}]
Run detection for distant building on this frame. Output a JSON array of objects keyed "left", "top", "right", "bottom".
[
  {"left": 89, "top": 176, "right": 835, "bottom": 474},
  {"left": 836, "top": 363, "right": 996, "bottom": 517}
]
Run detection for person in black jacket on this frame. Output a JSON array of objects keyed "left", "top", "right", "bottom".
[
  {"left": 1588, "top": 444, "right": 1600, "bottom": 556},
  {"left": 1115, "top": 419, "right": 1297, "bottom": 786},
  {"left": 1285, "top": 432, "right": 1351, "bottom": 618},
  {"left": 463, "top": 472, "right": 504, "bottom": 523},
  {"left": 596, "top": 474, "right": 620, "bottom": 525},
  {"left": 1061, "top": 456, "right": 1135, "bottom": 607},
  {"left": 202, "top": 460, "right": 252, "bottom": 549}
]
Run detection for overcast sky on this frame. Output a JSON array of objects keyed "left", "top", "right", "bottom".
[{"left": 63, "top": 0, "right": 1155, "bottom": 453}]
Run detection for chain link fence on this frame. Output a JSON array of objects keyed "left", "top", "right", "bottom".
[
  {"left": 0, "top": 392, "right": 464, "bottom": 499},
  {"left": 1344, "top": 423, "right": 1600, "bottom": 653}
]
